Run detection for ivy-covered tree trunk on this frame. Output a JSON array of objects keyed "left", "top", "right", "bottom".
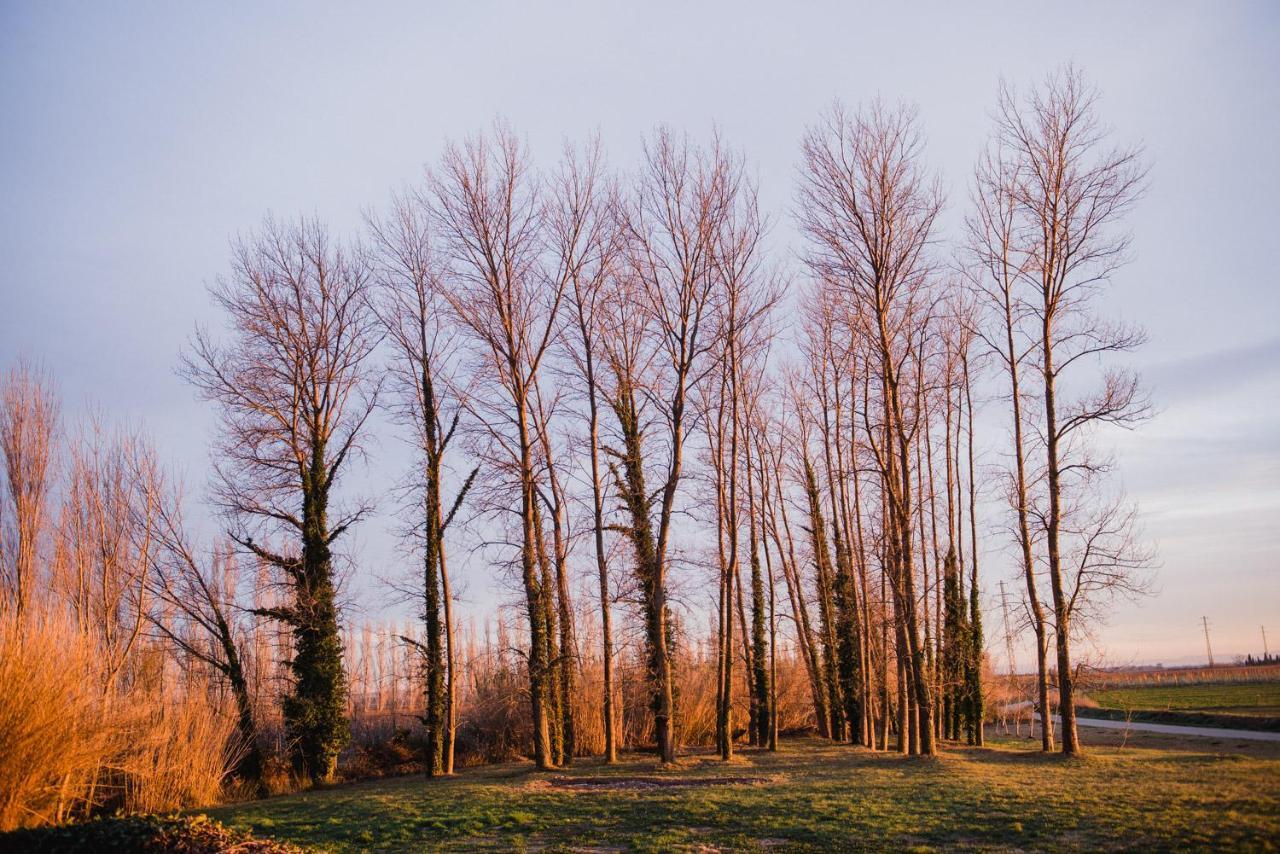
[
  {"left": 965, "top": 594, "right": 983, "bottom": 745},
  {"left": 765, "top": 452, "right": 828, "bottom": 737},
  {"left": 553, "top": 536, "right": 576, "bottom": 765},
  {"left": 963, "top": 356, "right": 985, "bottom": 747},
  {"left": 774, "top": 526, "right": 828, "bottom": 738},
  {"left": 748, "top": 525, "right": 770, "bottom": 748},
  {"left": 609, "top": 376, "right": 674, "bottom": 762},
  {"left": 532, "top": 500, "right": 564, "bottom": 766},
  {"left": 254, "top": 458, "right": 347, "bottom": 783},
  {"left": 942, "top": 547, "right": 968, "bottom": 741},
  {"left": 735, "top": 562, "right": 757, "bottom": 744},
  {"left": 849, "top": 440, "right": 877, "bottom": 749},
  {"left": 833, "top": 540, "right": 862, "bottom": 747},
  {"left": 216, "top": 618, "right": 265, "bottom": 790},
  {"left": 286, "top": 456, "right": 350, "bottom": 782},
  {"left": 801, "top": 456, "right": 844, "bottom": 741},
  {"left": 514, "top": 402, "right": 555, "bottom": 771},
  {"left": 420, "top": 489, "right": 446, "bottom": 775},
  {"left": 713, "top": 428, "right": 736, "bottom": 760}
]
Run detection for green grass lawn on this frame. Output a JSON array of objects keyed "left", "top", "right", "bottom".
[
  {"left": 206, "top": 734, "right": 1280, "bottom": 852},
  {"left": 1089, "top": 681, "right": 1280, "bottom": 717}
]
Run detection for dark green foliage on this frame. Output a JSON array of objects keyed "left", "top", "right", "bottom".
[
  {"left": 941, "top": 546, "right": 985, "bottom": 742},
  {"left": 251, "top": 466, "right": 351, "bottom": 783},
  {"left": 0, "top": 815, "right": 308, "bottom": 854},
  {"left": 941, "top": 546, "right": 968, "bottom": 742},
  {"left": 832, "top": 537, "right": 862, "bottom": 745},
  {"left": 966, "top": 571, "right": 984, "bottom": 745},
  {"left": 283, "top": 569, "right": 349, "bottom": 783},
  {"left": 801, "top": 457, "right": 844, "bottom": 742}
]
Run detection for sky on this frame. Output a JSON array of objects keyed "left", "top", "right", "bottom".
[{"left": 1, "top": 1, "right": 1277, "bottom": 668}]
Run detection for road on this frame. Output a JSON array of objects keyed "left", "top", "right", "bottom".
[{"left": 1053, "top": 714, "right": 1280, "bottom": 742}]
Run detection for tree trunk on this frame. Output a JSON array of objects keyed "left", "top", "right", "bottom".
[
  {"left": 1042, "top": 321, "right": 1081, "bottom": 755},
  {"left": 516, "top": 403, "right": 554, "bottom": 771},
  {"left": 802, "top": 456, "right": 844, "bottom": 742},
  {"left": 963, "top": 354, "right": 985, "bottom": 746},
  {"left": 585, "top": 378, "right": 617, "bottom": 763}
]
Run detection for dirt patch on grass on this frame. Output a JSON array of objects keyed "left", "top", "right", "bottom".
[{"left": 545, "top": 774, "right": 771, "bottom": 791}]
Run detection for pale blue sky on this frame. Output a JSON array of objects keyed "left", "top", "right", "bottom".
[{"left": 2, "top": 2, "right": 1276, "bottom": 666}]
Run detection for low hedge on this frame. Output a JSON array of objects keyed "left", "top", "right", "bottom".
[{"left": 0, "top": 814, "right": 307, "bottom": 853}]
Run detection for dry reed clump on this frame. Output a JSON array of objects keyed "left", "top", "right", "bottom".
[
  {"left": 453, "top": 655, "right": 529, "bottom": 766},
  {"left": 0, "top": 609, "right": 113, "bottom": 829},
  {"left": 448, "top": 647, "right": 816, "bottom": 763},
  {"left": 0, "top": 609, "right": 239, "bottom": 831},
  {"left": 115, "top": 690, "right": 243, "bottom": 814}
]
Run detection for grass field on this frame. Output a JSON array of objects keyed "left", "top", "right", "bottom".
[
  {"left": 206, "top": 733, "right": 1280, "bottom": 852},
  {"left": 1087, "top": 681, "right": 1280, "bottom": 717}
]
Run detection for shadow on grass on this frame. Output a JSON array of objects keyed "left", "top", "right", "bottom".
[{"left": 957, "top": 745, "right": 1084, "bottom": 768}]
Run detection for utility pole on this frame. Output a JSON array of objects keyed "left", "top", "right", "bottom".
[
  {"left": 999, "top": 580, "right": 1020, "bottom": 735},
  {"left": 1201, "top": 617, "right": 1215, "bottom": 668},
  {"left": 1263, "top": 625, "right": 1269, "bottom": 659},
  {"left": 999, "top": 581, "right": 1018, "bottom": 677}
]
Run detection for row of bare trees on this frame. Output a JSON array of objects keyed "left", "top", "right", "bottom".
[{"left": 0, "top": 66, "right": 1152, "bottom": 806}]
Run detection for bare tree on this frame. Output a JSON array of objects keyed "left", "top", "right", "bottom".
[
  {"left": 553, "top": 139, "right": 625, "bottom": 763},
  {"left": 797, "top": 101, "right": 944, "bottom": 754},
  {"left": 427, "top": 124, "right": 568, "bottom": 771},
  {"left": 789, "top": 361, "right": 844, "bottom": 743},
  {"left": 957, "top": 303, "right": 985, "bottom": 745},
  {"left": 697, "top": 173, "right": 776, "bottom": 756},
  {"left": 964, "top": 146, "right": 1056, "bottom": 750},
  {"left": 994, "top": 67, "right": 1149, "bottom": 754},
  {"left": 51, "top": 418, "right": 158, "bottom": 693},
  {"left": 611, "top": 128, "right": 738, "bottom": 763},
  {"left": 141, "top": 468, "right": 265, "bottom": 788},
  {"left": 716, "top": 182, "right": 777, "bottom": 751},
  {"left": 796, "top": 284, "right": 871, "bottom": 746},
  {"left": 0, "top": 360, "right": 60, "bottom": 618},
  {"left": 697, "top": 325, "right": 737, "bottom": 758},
  {"left": 183, "top": 216, "right": 381, "bottom": 782},
  {"left": 369, "top": 190, "right": 477, "bottom": 776}
]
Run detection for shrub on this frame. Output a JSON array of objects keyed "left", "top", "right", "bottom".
[{"left": 0, "top": 814, "right": 306, "bottom": 853}]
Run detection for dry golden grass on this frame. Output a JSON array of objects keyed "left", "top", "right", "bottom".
[{"left": 0, "top": 608, "right": 240, "bottom": 830}]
